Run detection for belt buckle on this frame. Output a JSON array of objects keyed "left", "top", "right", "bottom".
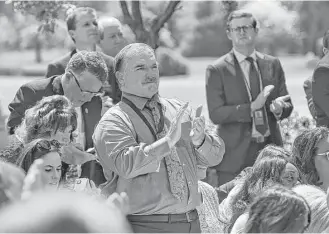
[{"left": 185, "top": 210, "right": 192, "bottom": 222}]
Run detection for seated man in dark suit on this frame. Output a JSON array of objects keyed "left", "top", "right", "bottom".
[
  {"left": 7, "top": 51, "right": 108, "bottom": 186},
  {"left": 46, "top": 7, "right": 121, "bottom": 104}
]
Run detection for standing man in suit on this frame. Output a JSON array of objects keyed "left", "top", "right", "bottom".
[
  {"left": 7, "top": 51, "right": 107, "bottom": 186},
  {"left": 303, "top": 31, "right": 329, "bottom": 120},
  {"left": 46, "top": 7, "right": 121, "bottom": 104},
  {"left": 205, "top": 10, "right": 293, "bottom": 187},
  {"left": 312, "top": 30, "right": 329, "bottom": 127}
]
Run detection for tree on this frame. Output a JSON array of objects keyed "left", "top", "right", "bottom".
[
  {"left": 6, "top": 0, "right": 77, "bottom": 63},
  {"left": 119, "top": 0, "right": 181, "bottom": 49}
]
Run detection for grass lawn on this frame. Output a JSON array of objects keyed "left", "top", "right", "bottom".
[{"left": 0, "top": 55, "right": 313, "bottom": 120}]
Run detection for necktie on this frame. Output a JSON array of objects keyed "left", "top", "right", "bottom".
[
  {"left": 146, "top": 98, "right": 188, "bottom": 201},
  {"left": 245, "top": 57, "right": 269, "bottom": 136}
]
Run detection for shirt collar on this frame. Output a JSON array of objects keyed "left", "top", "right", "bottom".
[
  {"left": 122, "top": 93, "right": 160, "bottom": 110},
  {"left": 233, "top": 48, "right": 257, "bottom": 63}
]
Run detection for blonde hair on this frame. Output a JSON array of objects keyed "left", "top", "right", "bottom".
[{"left": 293, "top": 184, "right": 329, "bottom": 233}]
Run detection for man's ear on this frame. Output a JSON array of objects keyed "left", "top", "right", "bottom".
[{"left": 115, "top": 71, "right": 124, "bottom": 88}]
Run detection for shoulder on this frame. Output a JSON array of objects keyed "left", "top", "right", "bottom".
[
  {"left": 23, "top": 77, "right": 54, "bottom": 92},
  {"left": 316, "top": 54, "right": 329, "bottom": 69},
  {"left": 208, "top": 53, "right": 231, "bottom": 70},
  {"left": 48, "top": 51, "right": 72, "bottom": 68},
  {"left": 257, "top": 51, "right": 280, "bottom": 64},
  {"left": 100, "top": 52, "right": 114, "bottom": 68}
]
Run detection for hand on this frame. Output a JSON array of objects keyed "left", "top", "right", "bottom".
[
  {"left": 21, "top": 159, "right": 47, "bottom": 200},
  {"left": 270, "top": 95, "right": 290, "bottom": 115},
  {"left": 190, "top": 115, "right": 206, "bottom": 147},
  {"left": 61, "top": 144, "right": 97, "bottom": 165},
  {"left": 251, "top": 85, "right": 275, "bottom": 112},
  {"left": 166, "top": 102, "right": 189, "bottom": 148},
  {"left": 106, "top": 192, "right": 129, "bottom": 215}
]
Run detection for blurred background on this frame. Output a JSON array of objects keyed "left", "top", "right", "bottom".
[{"left": 0, "top": 0, "right": 326, "bottom": 147}]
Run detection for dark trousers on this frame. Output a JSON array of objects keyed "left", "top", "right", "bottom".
[
  {"left": 128, "top": 212, "right": 201, "bottom": 233},
  {"left": 80, "top": 160, "right": 106, "bottom": 186}
]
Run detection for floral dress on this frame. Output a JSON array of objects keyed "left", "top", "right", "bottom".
[{"left": 196, "top": 181, "right": 223, "bottom": 233}]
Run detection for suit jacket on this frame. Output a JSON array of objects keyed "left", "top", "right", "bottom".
[
  {"left": 303, "top": 76, "right": 316, "bottom": 119},
  {"left": 46, "top": 49, "right": 121, "bottom": 104},
  {"left": 312, "top": 53, "right": 329, "bottom": 127},
  {"left": 206, "top": 50, "right": 293, "bottom": 173},
  {"left": 7, "top": 75, "right": 106, "bottom": 185}
]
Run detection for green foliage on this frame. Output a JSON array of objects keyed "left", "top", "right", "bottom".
[
  {"left": 194, "top": 1, "right": 214, "bottom": 20},
  {"left": 180, "top": 14, "right": 232, "bottom": 57},
  {"left": 156, "top": 47, "right": 189, "bottom": 77},
  {"left": 9, "top": 0, "right": 77, "bottom": 33}
]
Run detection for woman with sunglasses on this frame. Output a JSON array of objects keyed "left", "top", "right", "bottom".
[
  {"left": 17, "top": 139, "right": 62, "bottom": 191},
  {"left": 292, "top": 127, "right": 329, "bottom": 191}
]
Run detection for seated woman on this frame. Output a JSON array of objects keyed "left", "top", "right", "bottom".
[
  {"left": 219, "top": 156, "right": 300, "bottom": 233},
  {"left": 0, "top": 95, "right": 77, "bottom": 166},
  {"left": 241, "top": 186, "right": 311, "bottom": 233},
  {"left": 17, "top": 138, "right": 62, "bottom": 191},
  {"left": 216, "top": 145, "right": 291, "bottom": 204},
  {"left": 292, "top": 127, "right": 329, "bottom": 191},
  {"left": 293, "top": 185, "right": 329, "bottom": 233}
]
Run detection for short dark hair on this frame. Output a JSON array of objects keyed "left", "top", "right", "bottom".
[
  {"left": 66, "top": 7, "right": 97, "bottom": 43},
  {"left": 245, "top": 186, "right": 311, "bottom": 233},
  {"left": 323, "top": 29, "right": 329, "bottom": 49},
  {"left": 226, "top": 10, "right": 258, "bottom": 30},
  {"left": 66, "top": 51, "right": 108, "bottom": 84}
]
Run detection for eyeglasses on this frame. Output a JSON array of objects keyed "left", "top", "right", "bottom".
[
  {"left": 69, "top": 71, "right": 104, "bottom": 97},
  {"left": 316, "top": 151, "right": 329, "bottom": 160},
  {"left": 35, "top": 139, "right": 61, "bottom": 152},
  {"left": 230, "top": 25, "right": 254, "bottom": 33}
]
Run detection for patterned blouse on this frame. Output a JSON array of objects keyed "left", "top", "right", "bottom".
[{"left": 196, "top": 181, "right": 223, "bottom": 233}]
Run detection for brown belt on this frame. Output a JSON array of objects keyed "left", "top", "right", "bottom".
[{"left": 127, "top": 209, "right": 199, "bottom": 223}]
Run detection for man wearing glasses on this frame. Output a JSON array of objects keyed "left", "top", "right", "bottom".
[
  {"left": 205, "top": 10, "right": 293, "bottom": 196},
  {"left": 7, "top": 51, "right": 107, "bottom": 186}
]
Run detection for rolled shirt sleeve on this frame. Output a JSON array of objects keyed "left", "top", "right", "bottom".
[{"left": 94, "top": 115, "right": 171, "bottom": 180}]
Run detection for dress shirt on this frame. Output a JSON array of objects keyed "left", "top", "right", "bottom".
[
  {"left": 233, "top": 49, "right": 272, "bottom": 137},
  {"left": 93, "top": 93, "right": 225, "bottom": 215}
]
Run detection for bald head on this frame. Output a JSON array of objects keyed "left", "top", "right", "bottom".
[
  {"left": 98, "top": 17, "right": 126, "bottom": 57},
  {"left": 0, "top": 191, "right": 133, "bottom": 233}
]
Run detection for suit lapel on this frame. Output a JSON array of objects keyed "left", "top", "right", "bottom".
[
  {"left": 256, "top": 52, "right": 271, "bottom": 88},
  {"left": 225, "top": 50, "right": 250, "bottom": 101}
]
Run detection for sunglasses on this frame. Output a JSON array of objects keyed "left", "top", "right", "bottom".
[
  {"left": 34, "top": 139, "right": 61, "bottom": 152},
  {"left": 316, "top": 151, "right": 329, "bottom": 160},
  {"left": 69, "top": 71, "right": 104, "bottom": 97}
]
